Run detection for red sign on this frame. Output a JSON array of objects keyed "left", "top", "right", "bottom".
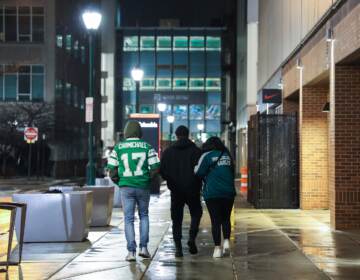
[{"left": 24, "top": 127, "right": 38, "bottom": 143}]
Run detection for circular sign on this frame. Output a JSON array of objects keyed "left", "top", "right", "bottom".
[{"left": 24, "top": 127, "right": 38, "bottom": 142}]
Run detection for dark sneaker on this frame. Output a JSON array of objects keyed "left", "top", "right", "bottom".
[
  {"left": 187, "top": 240, "right": 198, "bottom": 255},
  {"left": 175, "top": 241, "right": 183, "bottom": 257}
]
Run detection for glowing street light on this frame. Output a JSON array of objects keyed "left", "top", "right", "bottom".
[
  {"left": 167, "top": 115, "right": 175, "bottom": 142},
  {"left": 131, "top": 67, "right": 144, "bottom": 112}
]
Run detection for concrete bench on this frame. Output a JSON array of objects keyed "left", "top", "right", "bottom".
[
  {"left": 12, "top": 191, "right": 93, "bottom": 242},
  {"left": 50, "top": 186, "right": 114, "bottom": 227},
  {"left": 96, "top": 178, "right": 121, "bottom": 208}
]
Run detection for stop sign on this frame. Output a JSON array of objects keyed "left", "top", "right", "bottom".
[{"left": 24, "top": 127, "right": 38, "bottom": 143}]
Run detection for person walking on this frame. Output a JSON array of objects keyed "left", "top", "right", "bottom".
[
  {"left": 194, "top": 137, "right": 236, "bottom": 258},
  {"left": 160, "top": 125, "right": 203, "bottom": 257},
  {"left": 107, "top": 121, "right": 160, "bottom": 261}
]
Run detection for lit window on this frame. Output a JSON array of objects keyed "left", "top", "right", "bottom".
[
  {"left": 206, "top": 78, "right": 221, "bottom": 91},
  {"left": 206, "top": 105, "right": 221, "bottom": 120},
  {"left": 55, "top": 80, "right": 63, "bottom": 101},
  {"left": 173, "top": 78, "right": 188, "bottom": 90},
  {"left": 190, "top": 105, "right": 204, "bottom": 120},
  {"left": 206, "top": 36, "right": 221, "bottom": 51},
  {"left": 65, "top": 34, "right": 72, "bottom": 52},
  {"left": 123, "top": 78, "right": 135, "bottom": 91},
  {"left": 74, "top": 40, "right": 79, "bottom": 58},
  {"left": 65, "top": 83, "right": 71, "bottom": 105},
  {"left": 173, "top": 36, "right": 188, "bottom": 50},
  {"left": 123, "top": 36, "right": 138, "bottom": 51},
  {"left": 190, "top": 37, "right": 205, "bottom": 51},
  {"left": 189, "top": 78, "right": 205, "bottom": 90},
  {"left": 140, "top": 36, "right": 155, "bottom": 51},
  {"left": 140, "top": 78, "right": 155, "bottom": 90},
  {"left": 174, "top": 105, "right": 188, "bottom": 120},
  {"left": 125, "top": 105, "right": 135, "bottom": 115},
  {"left": 56, "top": 35, "right": 63, "bottom": 47},
  {"left": 140, "top": 104, "right": 154, "bottom": 114},
  {"left": 157, "top": 78, "right": 171, "bottom": 90},
  {"left": 157, "top": 36, "right": 171, "bottom": 51}
]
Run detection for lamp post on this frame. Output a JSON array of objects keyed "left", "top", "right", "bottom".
[
  {"left": 131, "top": 67, "right": 144, "bottom": 112},
  {"left": 82, "top": 9, "right": 102, "bottom": 186},
  {"left": 197, "top": 123, "right": 204, "bottom": 142},
  {"left": 167, "top": 115, "right": 175, "bottom": 142},
  {"left": 157, "top": 103, "right": 167, "bottom": 152}
]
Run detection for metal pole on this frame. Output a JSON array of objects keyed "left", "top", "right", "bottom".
[
  {"left": 169, "top": 123, "right": 173, "bottom": 141},
  {"left": 86, "top": 33, "right": 95, "bottom": 186},
  {"left": 27, "top": 144, "right": 32, "bottom": 178},
  {"left": 136, "top": 81, "right": 140, "bottom": 112},
  {"left": 160, "top": 111, "right": 163, "bottom": 153}
]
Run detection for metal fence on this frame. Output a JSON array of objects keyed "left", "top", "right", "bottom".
[{"left": 248, "top": 113, "right": 299, "bottom": 209}]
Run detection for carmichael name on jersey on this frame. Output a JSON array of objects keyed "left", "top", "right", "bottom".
[{"left": 107, "top": 138, "right": 160, "bottom": 188}]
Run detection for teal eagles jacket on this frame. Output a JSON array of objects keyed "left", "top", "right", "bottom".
[{"left": 194, "top": 150, "right": 236, "bottom": 200}]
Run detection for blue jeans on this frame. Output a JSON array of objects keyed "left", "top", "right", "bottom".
[{"left": 120, "top": 187, "right": 150, "bottom": 252}]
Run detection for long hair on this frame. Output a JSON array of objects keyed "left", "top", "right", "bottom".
[{"left": 202, "top": 137, "right": 235, "bottom": 174}]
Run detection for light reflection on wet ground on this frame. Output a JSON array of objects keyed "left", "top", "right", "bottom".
[{"left": 1, "top": 192, "right": 360, "bottom": 279}]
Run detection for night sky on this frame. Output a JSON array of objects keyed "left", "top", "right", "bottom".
[{"left": 120, "top": 0, "right": 233, "bottom": 27}]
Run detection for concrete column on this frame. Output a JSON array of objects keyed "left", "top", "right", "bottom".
[
  {"left": 329, "top": 65, "right": 360, "bottom": 229},
  {"left": 300, "top": 87, "right": 329, "bottom": 209}
]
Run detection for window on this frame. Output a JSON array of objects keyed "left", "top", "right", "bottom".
[
  {"left": 74, "top": 40, "right": 79, "bottom": 58},
  {"left": 190, "top": 105, "right": 204, "bottom": 120},
  {"left": 206, "top": 36, "right": 221, "bottom": 51},
  {"left": 190, "top": 37, "right": 205, "bottom": 51},
  {"left": 32, "top": 7, "right": 44, "bottom": 42},
  {"left": 1, "top": 6, "right": 44, "bottom": 43},
  {"left": 4, "top": 7, "right": 16, "bottom": 41},
  {"left": 55, "top": 80, "right": 63, "bottom": 101},
  {"left": 0, "top": 8, "right": 4, "bottom": 41},
  {"left": 123, "top": 36, "right": 138, "bottom": 51},
  {"left": 140, "top": 104, "right": 154, "bottom": 114},
  {"left": 206, "top": 78, "right": 221, "bottom": 91},
  {"left": 123, "top": 78, "right": 135, "bottom": 91},
  {"left": 173, "top": 36, "right": 188, "bottom": 50},
  {"left": 140, "top": 36, "right": 155, "bottom": 51},
  {"left": 1, "top": 64, "right": 44, "bottom": 101},
  {"left": 189, "top": 78, "right": 205, "bottom": 90},
  {"left": 65, "top": 35, "right": 72, "bottom": 52},
  {"left": 56, "top": 35, "right": 63, "bottom": 48},
  {"left": 174, "top": 105, "right": 188, "bottom": 120},
  {"left": 125, "top": 105, "right": 135, "bottom": 116},
  {"left": 73, "top": 85, "right": 78, "bottom": 107},
  {"left": 173, "top": 78, "right": 188, "bottom": 90},
  {"left": 18, "top": 7, "right": 31, "bottom": 42},
  {"left": 206, "top": 105, "right": 221, "bottom": 120},
  {"left": 140, "top": 78, "right": 155, "bottom": 90},
  {"left": 156, "top": 78, "right": 171, "bottom": 90},
  {"left": 157, "top": 36, "right": 171, "bottom": 50},
  {"left": 80, "top": 90, "right": 85, "bottom": 110}
]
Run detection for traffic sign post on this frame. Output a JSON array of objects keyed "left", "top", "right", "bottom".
[{"left": 24, "top": 127, "right": 38, "bottom": 178}]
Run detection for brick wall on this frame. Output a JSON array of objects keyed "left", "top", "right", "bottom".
[
  {"left": 329, "top": 65, "right": 360, "bottom": 229},
  {"left": 283, "top": 98, "right": 299, "bottom": 113},
  {"left": 300, "top": 87, "right": 329, "bottom": 209}
]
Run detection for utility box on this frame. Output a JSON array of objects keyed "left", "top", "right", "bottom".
[{"left": 247, "top": 113, "right": 299, "bottom": 209}]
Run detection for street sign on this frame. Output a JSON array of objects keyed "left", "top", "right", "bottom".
[
  {"left": 24, "top": 127, "right": 38, "bottom": 144},
  {"left": 85, "top": 97, "right": 94, "bottom": 123}
]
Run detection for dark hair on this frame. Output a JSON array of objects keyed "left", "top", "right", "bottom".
[
  {"left": 175, "top": 125, "right": 189, "bottom": 138},
  {"left": 202, "top": 137, "right": 235, "bottom": 173}
]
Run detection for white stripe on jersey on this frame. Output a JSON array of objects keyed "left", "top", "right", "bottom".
[
  {"left": 194, "top": 151, "right": 212, "bottom": 173},
  {"left": 148, "top": 156, "right": 160, "bottom": 165},
  {"left": 108, "top": 157, "right": 119, "bottom": 166}
]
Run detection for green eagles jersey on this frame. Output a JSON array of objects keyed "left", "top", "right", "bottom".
[{"left": 107, "top": 138, "right": 160, "bottom": 188}]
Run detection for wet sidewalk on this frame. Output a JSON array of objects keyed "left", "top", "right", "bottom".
[{"left": 2, "top": 192, "right": 360, "bottom": 279}]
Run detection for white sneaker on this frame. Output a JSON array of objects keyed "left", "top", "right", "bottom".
[
  {"left": 139, "top": 247, "right": 151, "bottom": 259},
  {"left": 125, "top": 251, "right": 136, "bottom": 262},
  {"left": 213, "top": 246, "right": 223, "bottom": 258},
  {"left": 223, "top": 239, "right": 230, "bottom": 255}
]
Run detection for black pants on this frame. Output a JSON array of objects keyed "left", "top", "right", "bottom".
[
  {"left": 205, "top": 198, "right": 234, "bottom": 246},
  {"left": 171, "top": 192, "right": 203, "bottom": 243}
]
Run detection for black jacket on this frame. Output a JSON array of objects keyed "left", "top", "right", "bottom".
[{"left": 160, "top": 138, "right": 202, "bottom": 195}]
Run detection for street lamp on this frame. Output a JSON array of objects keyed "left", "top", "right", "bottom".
[
  {"left": 167, "top": 115, "right": 175, "bottom": 141},
  {"left": 131, "top": 67, "right": 144, "bottom": 112},
  {"left": 197, "top": 123, "right": 204, "bottom": 142},
  {"left": 157, "top": 103, "right": 167, "bottom": 152},
  {"left": 82, "top": 8, "right": 102, "bottom": 186}
]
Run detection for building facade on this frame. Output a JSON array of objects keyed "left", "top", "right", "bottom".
[
  {"left": 115, "top": 28, "right": 223, "bottom": 141},
  {"left": 0, "top": 0, "right": 101, "bottom": 178},
  {"left": 255, "top": 0, "right": 360, "bottom": 230}
]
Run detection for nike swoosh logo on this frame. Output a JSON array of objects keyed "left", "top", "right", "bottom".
[{"left": 264, "top": 94, "right": 277, "bottom": 100}]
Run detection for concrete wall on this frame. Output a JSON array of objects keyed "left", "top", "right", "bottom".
[{"left": 258, "top": 0, "right": 334, "bottom": 90}]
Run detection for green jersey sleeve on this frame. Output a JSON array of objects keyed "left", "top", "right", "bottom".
[{"left": 107, "top": 149, "right": 119, "bottom": 170}]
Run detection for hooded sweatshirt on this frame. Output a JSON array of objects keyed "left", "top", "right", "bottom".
[
  {"left": 160, "top": 138, "right": 202, "bottom": 195},
  {"left": 107, "top": 121, "right": 160, "bottom": 188}
]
